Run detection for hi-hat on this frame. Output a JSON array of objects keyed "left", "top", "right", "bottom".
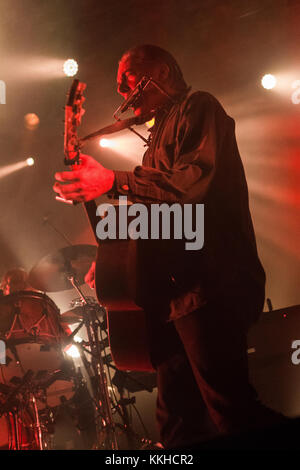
[
  {"left": 29, "top": 245, "right": 97, "bottom": 292},
  {"left": 60, "top": 307, "right": 85, "bottom": 324}
]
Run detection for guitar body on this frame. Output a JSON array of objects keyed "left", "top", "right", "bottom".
[{"left": 94, "top": 238, "right": 155, "bottom": 372}]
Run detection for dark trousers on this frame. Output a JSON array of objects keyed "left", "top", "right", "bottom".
[{"left": 153, "top": 301, "right": 285, "bottom": 448}]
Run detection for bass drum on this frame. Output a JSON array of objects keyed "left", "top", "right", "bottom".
[{"left": 0, "top": 290, "right": 68, "bottom": 387}]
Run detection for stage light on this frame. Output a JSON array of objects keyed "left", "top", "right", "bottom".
[
  {"left": 64, "top": 336, "right": 82, "bottom": 359},
  {"left": 145, "top": 117, "right": 155, "bottom": 128},
  {"left": 65, "top": 344, "right": 80, "bottom": 358},
  {"left": 24, "top": 113, "right": 40, "bottom": 130},
  {"left": 63, "top": 59, "right": 78, "bottom": 77},
  {"left": 261, "top": 74, "right": 277, "bottom": 90},
  {"left": 0, "top": 158, "right": 36, "bottom": 179},
  {"left": 26, "top": 157, "right": 35, "bottom": 166},
  {"left": 99, "top": 138, "right": 115, "bottom": 148},
  {"left": 291, "top": 80, "right": 300, "bottom": 104},
  {"left": 96, "top": 133, "right": 148, "bottom": 166}
]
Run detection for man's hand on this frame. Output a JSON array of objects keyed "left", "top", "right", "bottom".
[
  {"left": 84, "top": 261, "right": 96, "bottom": 289},
  {"left": 53, "top": 154, "right": 115, "bottom": 202}
]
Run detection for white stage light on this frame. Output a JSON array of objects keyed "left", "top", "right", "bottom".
[
  {"left": 26, "top": 157, "right": 35, "bottom": 166},
  {"left": 63, "top": 59, "right": 78, "bottom": 77},
  {"left": 291, "top": 80, "right": 300, "bottom": 105},
  {"left": 100, "top": 138, "right": 114, "bottom": 148},
  {"left": 64, "top": 335, "right": 82, "bottom": 359},
  {"left": 65, "top": 344, "right": 80, "bottom": 358},
  {"left": 261, "top": 74, "right": 277, "bottom": 90}
]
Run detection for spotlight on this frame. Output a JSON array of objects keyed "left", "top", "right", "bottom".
[
  {"left": 64, "top": 335, "right": 82, "bottom": 359},
  {"left": 99, "top": 138, "right": 114, "bottom": 148},
  {"left": 291, "top": 80, "right": 300, "bottom": 105},
  {"left": 63, "top": 59, "right": 78, "bottom": 77},
  {"left": 0, "top": 159, "right": 35, "bottom": 179},
  {"left": 65, "top": 344, "right": 80, "bottom": 358},
  {"left": 261, "top": 74, "right": 277, "bottom": 90},
  {"left": 26, "top": 157, "right": 35, "bottom": 166},
  {"left": 145, "top": 117, "right": 155, "bottom": 128},
  {"left": 24, "top": 113, "right": 40, "bottom": 130}
]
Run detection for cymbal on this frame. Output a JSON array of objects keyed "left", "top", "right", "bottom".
[
  {"left": 29, "top": 244, "right": 97, "bottom": 292},
  {"left": 60, "top": 312, "right": 83, "bottom": 325},
  {"left": 60, "top": 306, "right": 85, "bottom": 324}
]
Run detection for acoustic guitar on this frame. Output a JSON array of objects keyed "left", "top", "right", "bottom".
[{"left": 64, "top": 79, "right": 155, "bottom": 372}]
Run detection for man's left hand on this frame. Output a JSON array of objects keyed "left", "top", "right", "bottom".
[{"left": 53, "top": 154, "right": 115, "bottom": 202}]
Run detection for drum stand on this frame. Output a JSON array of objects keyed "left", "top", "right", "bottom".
[
  {"left": 31, "top": 394, "right": 43, "bottom": 450},
  {"left": 65, "top": 271, "right": 118, "bottom": 450},
  {"left": 0, "top": 372, "right": 43, "bottom": 450}
]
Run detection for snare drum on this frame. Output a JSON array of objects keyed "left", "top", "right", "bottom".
[{"left": 0, "top": 291, "right": 68, "bottom": 389}]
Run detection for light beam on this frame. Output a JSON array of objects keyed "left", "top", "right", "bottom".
[{"left": 0, "top": 158, "right": 35, "bottom": 179}]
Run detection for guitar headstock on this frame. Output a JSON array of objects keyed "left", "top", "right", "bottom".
[{"left": 64, "top": 79, "right": 86, "bottom": 164}]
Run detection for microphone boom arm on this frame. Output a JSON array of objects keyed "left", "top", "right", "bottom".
[{"left": 79, "top": 113, "right": 152, "bottom": 146}]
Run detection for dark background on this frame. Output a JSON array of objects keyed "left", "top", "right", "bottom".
[{"left": 0, "top": 0, "right": 299, "bottom": 313}]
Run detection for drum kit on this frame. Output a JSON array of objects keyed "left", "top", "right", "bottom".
[{"left": 0, "top": 244, "right": 145, "bottom": 450}]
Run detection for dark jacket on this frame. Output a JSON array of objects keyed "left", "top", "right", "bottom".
[{"left": 112, "top": 91, "right": 266, "bottom": 322}]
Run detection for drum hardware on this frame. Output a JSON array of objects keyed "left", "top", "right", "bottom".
[
  {"left": 70, "top": 342, "right": 156, "bottom": 449},
  {"left": 62, "top": 301, "right": 157, "bottom": 449},
  {"left": 69, "top": 296, "right": 101, "bottom": 310},
  {"left": 24, "top": 241, "right": 157, "bottom": 449},
  {"left": 28, "top": 245, "right": 97, "bottom": 293},
  {"left": 6, "top": 341, "right": 24, "bottom": 372},
  {"left": 60, "top": 302, "right": 107, "bottom": 326},
  {"left": 42, "top": 213, "right": 74, "bottom": 248},
  {"left": 28, "top": 241, "right": 118, "bottom": 448},
  {"left": 0, "top": 290, "right": 82, "bottom": 449},
  {"left": 31, "top": 394, "right": 43, "bottom": 450},
  {"left": 0, "top": 362, "right": 96, "bottom": 450},
  {"left": 61, "top": 320, "right": 85, "bottom": 348},
  {"left": 47, "top": 259, "right": 118, "bottom": 449},
  {"left": 0, "top": 370, "right": 34, "bottom": 416},
  {"left": 0, "top": 283, "right": 156, "bottom": 450},
  {"left": 0, "top": 369, "right": 40, "bottom": 450},
  {"left": 5, "top": 304, "right": 26, "bottom": 340}
]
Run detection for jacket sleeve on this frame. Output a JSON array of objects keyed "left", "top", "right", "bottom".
[{"left": 110, "top": 92, "right": 229, "bottom": 204}]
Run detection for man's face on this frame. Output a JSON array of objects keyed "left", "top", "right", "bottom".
[{"left": 117, "top": 56, "right": 166, "bottom": 116}]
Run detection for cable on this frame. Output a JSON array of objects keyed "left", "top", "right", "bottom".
[
  {"left": 99, "top": 321, "right": 119, "bottom": 409},
  {"left": 132, "top": 403, "right": 150, "bottom": 440}
]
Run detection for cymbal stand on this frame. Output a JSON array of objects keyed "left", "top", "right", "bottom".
[
  {"left": 12, "top": 409, "right": 21, "bottom": 450},
  {"left": 31, "top": 394, "right": 43, "bottom": 450},
  {"left": 66, "top": 272, "right": 118, "bottom": 450}
]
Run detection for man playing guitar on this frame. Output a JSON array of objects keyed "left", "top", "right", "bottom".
[{"left": 54, "top": 45, "right": 286, "bottom": 448}]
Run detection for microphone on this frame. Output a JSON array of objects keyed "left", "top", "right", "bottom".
[
  {"left": 115, "top": 76, "right": 151, "bottom": 116},
  {"left": 118, "top": 87, "right": 142, "bottom": 114}
]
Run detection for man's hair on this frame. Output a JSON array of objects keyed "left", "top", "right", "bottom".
[
  {"left": 120, "top": 44, "right": 188, "bottom": 92},
  {"left": 1, "top": 267, "right": 29, "bottom": 293}
]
